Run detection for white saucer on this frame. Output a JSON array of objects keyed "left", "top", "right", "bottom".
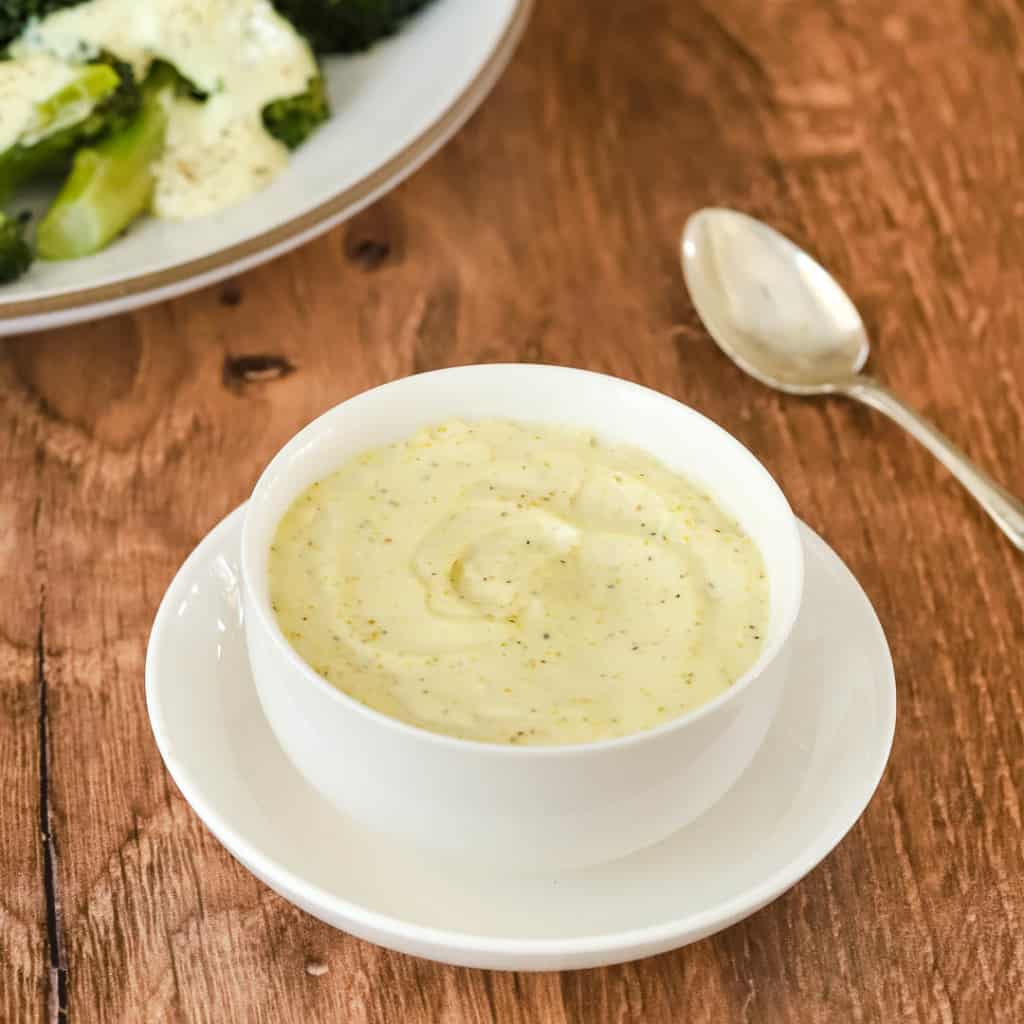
[{"left": 146, "top": 506, "right": 895, "bottom": 971}]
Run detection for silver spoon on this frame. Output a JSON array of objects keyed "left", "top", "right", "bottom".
[{"left": 681, "top": 207, "right": 1024, "bottom": 551}]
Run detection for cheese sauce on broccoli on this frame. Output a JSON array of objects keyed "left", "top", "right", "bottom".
[
  {"left": 13, "top": 0, "right": 318, "bottom": 218},
  {"left": 0, "top": 53, "right": 75, "bottom": 153}
]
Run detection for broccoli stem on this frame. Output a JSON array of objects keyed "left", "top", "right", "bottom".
[
  {"left": 0, "top": 62, "right": 126, "bottom": 202},
  {"left": 29, "top": 63, "right": 120, "bottom": 139},
  {"left": 36, "top": 70, "right": 170, "bottom": 261}
]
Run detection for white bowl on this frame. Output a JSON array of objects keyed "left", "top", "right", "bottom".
[{"left": 240, "top": 365, "right": 804, "bottom": 873}]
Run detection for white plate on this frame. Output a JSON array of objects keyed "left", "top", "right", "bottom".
[
  {"left": 146, "top": 506, "right": 896, "bottom": 971},
  {"left": 0, "top": 0, "right": 531, "bottom": 335}
]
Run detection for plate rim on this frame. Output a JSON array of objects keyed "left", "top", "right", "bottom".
[
  {"left": 0, "top": 0, "right": 533, "bottom": 321},
  {"left": 146, "top": 503, "right": 897, "bottom": 960}
]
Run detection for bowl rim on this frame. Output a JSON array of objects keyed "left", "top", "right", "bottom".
[{"left": 240, "top": 363, "right": 805, "bottom": 758}]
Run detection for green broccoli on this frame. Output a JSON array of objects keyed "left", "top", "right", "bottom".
[
  {"left": 0, "top": 209, "right": 32, "bottom": 281},
  {"left": 262, "top": 72, "right": 329, "bottom": 149},
  {"left": 0, "top": 7, "right": 331, "bottom": 272},
  {"left": 271, "top": 0, "right": 437, "bottom": 54},
  {"left": 0, "top": 1, "right": 83, "bottom": 49},
  {"left": 0, "top": 56, "right": 139, "bottom": 202},
  {"left": 36, "top": 65, "right": 172, "bottom": 260}
]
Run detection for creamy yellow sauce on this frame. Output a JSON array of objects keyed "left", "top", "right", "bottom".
[
  {"left": 0, "top": 53, "right": 76, "bottom": 153},
  {"left": 13, "top": 0, "right": 317, "bottom": 218},
  {"left": 269, "top": 420, "right": 770, "bottom": 746}
]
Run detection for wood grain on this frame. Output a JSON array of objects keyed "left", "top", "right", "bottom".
[{"left": 2, "top": 0, "right": 1023, "bottom": 1020}]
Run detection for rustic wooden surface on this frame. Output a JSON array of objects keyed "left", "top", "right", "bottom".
[{"left": 3, "top": 0, "right": 1023, "bottom": 1020}]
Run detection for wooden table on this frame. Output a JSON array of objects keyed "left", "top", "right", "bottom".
[{"left": 3, "top": 1, "right": 1023, "bottom": 1020}]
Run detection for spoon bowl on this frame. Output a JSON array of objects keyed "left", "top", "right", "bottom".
[
  {"left": 682, "top": 208, "right": 869, "bottom": 394},
  {"left": 680, "top": 206, "right": 1024, "bottom": 551}
]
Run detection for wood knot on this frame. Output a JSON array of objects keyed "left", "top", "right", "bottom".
[
  {"left": 218, "top": 281, "right": 243, "bottom": 307},
  {"left": 222, "top": 354, "right": 296, "bottom": 393},
  {"left": 346, "top": 236, "right": 392, "bottom": 270},
  {"left": 344, "top": 201, "right": 404, "bottom": 270}
]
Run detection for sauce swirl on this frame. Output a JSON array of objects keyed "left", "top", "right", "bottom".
[{"left": 269, "top": 420, "right": 770, "bottom": 746}]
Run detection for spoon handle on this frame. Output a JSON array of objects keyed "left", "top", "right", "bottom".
[{"left": 840, "top": 375, "right": 1024, "bottom": 551}]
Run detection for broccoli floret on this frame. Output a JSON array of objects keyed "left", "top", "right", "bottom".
[
  {"left": 0, "top": 56, "right": 139, "bottom": 202},
  {"left": 0, "top": 1, "right": 82, "bottom": 49},
  {"left": 36, "top": 65, "right": 172, "bottom": 260},
  {"left": 0, "top": 209, "right": 32, "bottom": 281},
  {"left": 262, "top": 72, "right": 329, "bottom": 149},
  {"left": 272, "top": 0, "right": 437, "bottom": 53}
]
